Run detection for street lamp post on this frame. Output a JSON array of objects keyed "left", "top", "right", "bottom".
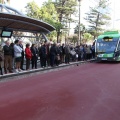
[{"left": 78, "top": 0, "right": 81, "bottom": 45}]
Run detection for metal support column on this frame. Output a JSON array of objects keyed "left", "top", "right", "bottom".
[{"left": 78, "top": 0, "right": 81, "bottom": 45}]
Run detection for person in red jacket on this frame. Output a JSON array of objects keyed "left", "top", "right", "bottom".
[{"left": 25, "top": 43, "right": 32, "bottom": 70}]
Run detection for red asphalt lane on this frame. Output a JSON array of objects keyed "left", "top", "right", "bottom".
[{"left": 0, "top": 63, "right": 120, "bottom": 120}]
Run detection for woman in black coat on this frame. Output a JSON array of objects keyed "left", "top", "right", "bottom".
[
  {"left": 31, "top": 44, "right": 38, "bottom": 69},
  {"left": 50, "top": 43, "right": 57, "bottom": 67}
]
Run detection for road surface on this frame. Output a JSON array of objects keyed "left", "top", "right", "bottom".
[{"left": 0, "top": 62, "right": 120, "bottom": 120}]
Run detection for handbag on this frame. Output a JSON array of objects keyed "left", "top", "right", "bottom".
[
  {"left": 56, "top": 55, "right": 60, "bottom": 60},
  {"left": 70, "top": 50, "right": 76, "bottom": 56}
]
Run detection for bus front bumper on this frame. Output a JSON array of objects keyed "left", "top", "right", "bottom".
[{"left": 96, "top": 57, "right": 118, "bottom": 61}]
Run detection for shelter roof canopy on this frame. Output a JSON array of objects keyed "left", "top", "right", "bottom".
[{"left": 0, "top": 12, "right": 55, "bottom": 34}]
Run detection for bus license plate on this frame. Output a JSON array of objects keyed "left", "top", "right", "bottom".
[{"left": 102, "top": 58, "right": 107, "bottom": 60}]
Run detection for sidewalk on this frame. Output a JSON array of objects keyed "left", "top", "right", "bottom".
[{"left": 0, "top": 59, "right": 95, "bottom": 79}]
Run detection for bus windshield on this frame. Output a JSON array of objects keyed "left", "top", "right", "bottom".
[{"left": 96, "top": 41, "right": 118, "bottom": 53}]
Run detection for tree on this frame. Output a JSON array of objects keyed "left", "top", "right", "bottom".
[
  {"left": 85, "top": 0, "right": 111, "bottom": 39},
  {"left": 68, "top": 35, "right": 78, "bottom": 46},
  {"left": 25, "top": 0, "right": 58, "bottom": 21},
  {"left": 53, "top": 0, "right": 77, "bottom": 42},
  {"left": 25, "top": 1, "right": 63, "bottom": 42},
  {"left": 83, "top": 33, "right": 93, "bottom": 43},
  {"left": 74, "top": 23, "right": 86, "bottom": 44},
  {"left": 40, "top": 0, "right": 63, "bottom": 42},
  {"left": 74, "top": 23, "right": 86, "bottom": 35},
  {"left": 25, "top": 0, "right": 77, "bottom": 43},
  {"left": 25, "top": 1, "right": 42, "bottom": 19}
]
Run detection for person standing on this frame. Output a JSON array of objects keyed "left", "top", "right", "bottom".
[
  {"left": 40, "top": 42, "right": 47, "bottom": 68},
  {"left": 64, "top": 44, "right": 71, "bottom": 64},
  {"left": 19, "top": 39, "right": 25, "bottom": 70},
  {"left": 25, "top": 43, "right": 32, "bottom": 70},
  {"left": 91, "top": 44, "right": 95, "bottom": 58},
  {"left": 55, "top": 43, "right": 61, "bottom": 66},
  {"left": 3, "top": 40, "right": 13, "bottom": 74},
  {"left": 14, "top": 40, "right": 23, "bottom": 73},
  {"left": 9, "top": 43, "right": 15, "bottom": 70},
  {"left": 0, "top": 44, "right": 4, "bottom": 75},
  {"left": 61, "top": 43, "right": 65, "bottom": 63},
  {"left": 46, "top": 42, "right": 50, "bottom": 67},
  {"left": 31, "top": 44, "right": 38, "bottom": 69},
  {"left": 50, "top": 43, "right": 57, "bottom": 67}
]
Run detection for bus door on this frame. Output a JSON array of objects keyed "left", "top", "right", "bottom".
[{"left": 115, "top": 40, "right": 120, "bottom": 57}]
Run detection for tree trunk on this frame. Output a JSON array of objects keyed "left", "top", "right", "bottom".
[
  {"left": 57, "top": 31, "right": 60, "bottom": 43},
  {"left": 95, "top": 13, "right": 100, "bottom": 39}
]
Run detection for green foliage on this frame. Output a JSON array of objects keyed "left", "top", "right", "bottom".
[
  {"left": 25, "top": 0, "right": 77, "bottom": 42},
  {"left": 25, "top": 1, "right": 42, "bottom": 19},
  {"left": 54, "top": 0, "right": 77, "bottom": 21},
  {"left": 74, "top": 23, "right": 86, "bottom": 34},
  {"left": 41, "top": 1, "right": 58, "bottom": 22},
  {"left": 25, "top": 1, "right": 59, "bottom": 40},
  {"left": 25, "top": 1, "right": 58, "bottom": 22},
  {"left": 53, "top": 0, "right": 77, "bottom": 42},
  {"left": 83, "top": 33, "right": 93, "bottom": 43},
  {"left": 70, "top": 35, "right": 78, "bottom": 45},
  {"left": 85, "top": 0, "right": 111, "bottom": 38}
]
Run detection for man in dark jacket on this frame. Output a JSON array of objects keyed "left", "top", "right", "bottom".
[
  {"left": 61, "top": 43, "right": 65, "bottom": 63},
  {"left": 64, "top": 44, "right": 71, "bottom": 64},
  {"left": 40, "top": 42, "right": 47, "bottom": 68},
  {"left": 49, "top": 43, "right": 57, "bottom": 67},
  {"left": 31, "top": 44, "right": 38, "bottom": 69},
  {"left": 3, "top": 40, "right": 13, "bottom": 73}
]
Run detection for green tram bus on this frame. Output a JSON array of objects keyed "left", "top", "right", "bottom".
[{"left": 95, "top": 31, "right": 120, "bottom": 61}]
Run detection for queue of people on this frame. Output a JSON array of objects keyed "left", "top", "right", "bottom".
[{"left": 0, "top": 39, "right": 95, "bottom": 75}]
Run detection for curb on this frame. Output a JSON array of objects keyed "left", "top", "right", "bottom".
[{"left": 0, "top": 59, "right": 95, "bottom": 79}]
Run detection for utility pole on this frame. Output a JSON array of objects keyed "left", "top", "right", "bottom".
[{"left": 78, "top": 0, "right": 82, "bottom": 45}]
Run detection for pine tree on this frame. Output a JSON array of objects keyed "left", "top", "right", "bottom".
[
  {"left": 53, "top": 0, "right": 77, "bottom": 42},
  {"left": 85, "top": 0, "right": 111, "bottom": 39}
]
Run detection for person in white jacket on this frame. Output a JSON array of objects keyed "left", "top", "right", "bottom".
[{"left": 14, "top": 40, "right": 23, "bottom": 73}]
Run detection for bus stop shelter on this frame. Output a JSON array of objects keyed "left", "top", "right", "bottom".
[{"left": 0, "top": 4, "right": 55, "bottom": 41}]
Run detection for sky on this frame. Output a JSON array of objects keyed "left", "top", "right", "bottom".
[
  {"left": 10, "top": 0, "right": 90, "bottom": 18},
  {"left": 9, "top": 0, "right": 92, "bottom": 21},
  {"left": 10, "top": 0, "right": 46, "bottom": 11},
  {"left": 9, "top": 0, "right": 120, "bottom": 31}
]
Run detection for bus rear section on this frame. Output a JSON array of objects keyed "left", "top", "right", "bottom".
[{"left": 95, "top": 31, "right": 120, "bottom": 61}]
